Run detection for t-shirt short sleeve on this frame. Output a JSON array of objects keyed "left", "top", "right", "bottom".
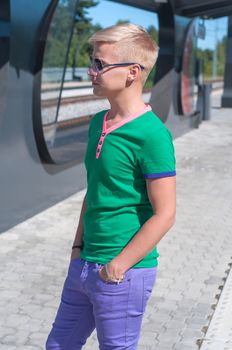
[{"left": 139, "top": 126, "right": 176, "bottom": 179}]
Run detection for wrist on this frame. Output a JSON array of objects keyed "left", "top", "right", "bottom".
[
  {"left": 72, "top": 243, "right": 84, "bottom": 250},
  {"left": 108, "top": 259, "right": 127, "bottom": 275},
  {"left": 71, "top": 248, "right": 80, "bottom": 261}
]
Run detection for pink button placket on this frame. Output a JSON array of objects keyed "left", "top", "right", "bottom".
[
  {"left": 96, "top": 132, "right": 106, "bottom": 159},
  {"left": 95, "top": 105, "right": 152, "bottom": 159}
]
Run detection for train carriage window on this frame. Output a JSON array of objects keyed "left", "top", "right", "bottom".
[
  {"left": 40, "top": 0, "right": 159, "bottom": 164},
  {"left": 40, "top": 0, "right": 78, "bottom": 162}
]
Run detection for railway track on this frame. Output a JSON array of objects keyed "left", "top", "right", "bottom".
[{"left": 42, "top": 81, "right": 224, "bottom": 129}]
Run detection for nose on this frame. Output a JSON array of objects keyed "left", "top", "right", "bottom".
[{"left": 87, "top": 67, "right": 98, "bottom": 76}]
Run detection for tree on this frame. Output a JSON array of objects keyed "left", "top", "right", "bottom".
[
  {"left": 69, "top": 0, "right": 101, "bottom": 68},
  {"left": 147, "top": 25, "right": 158, "bottom": 43},
  {"left": 196, "top": 35, "right": 227, "bottom": 80},
  {"left": 217, "top": 35, "right": 227, "bottom": 78},
  {"left": 145, "top": 25, "right": 158, "bottom": 89},
  {"left": 43, "top": 0, "right": 99, "bottom": 68}
]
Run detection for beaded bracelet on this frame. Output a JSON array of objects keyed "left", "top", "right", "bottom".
[{"left": 72, "top": 244, "right": 83, "bottom": 250}]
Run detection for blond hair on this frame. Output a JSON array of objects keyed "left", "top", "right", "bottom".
[{"left": 89, "top": 23, "right": 159, "bottom": 84}]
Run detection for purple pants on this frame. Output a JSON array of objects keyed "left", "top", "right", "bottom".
[{"left": 46, "top": 258, "right": 157, "bottom": 350}]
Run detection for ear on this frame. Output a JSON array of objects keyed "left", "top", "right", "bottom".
[{"left": 127, "top": 65, "right": 140, "bottom": 82}]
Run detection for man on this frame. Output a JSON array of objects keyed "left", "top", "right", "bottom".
[{"left": 46, "top": 23, "right": 176, "bottom": 350}]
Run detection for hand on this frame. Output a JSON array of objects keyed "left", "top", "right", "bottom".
[
  {"left": 99, "top": 266, "right": 110, "bottom": 282},
  {"left": 99, "top": 263, "right": 125, "bottom": 283}
]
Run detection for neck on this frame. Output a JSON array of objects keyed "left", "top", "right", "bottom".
[{"left": 107, "top": 87, "right": 145, "bottom": 120}]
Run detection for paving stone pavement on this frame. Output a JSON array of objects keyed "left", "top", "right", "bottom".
[{"left": 0, "top": 102, "right": 232, "bottom": 350}]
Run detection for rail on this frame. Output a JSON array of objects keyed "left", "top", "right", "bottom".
[{"left": 41, "top": 80, "right": 224, "bottom": 129}]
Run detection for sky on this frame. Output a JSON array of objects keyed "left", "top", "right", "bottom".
[
  {"left": 87, "top": 0, "right": 228, "bottom": 50},
  {"left": 87, "top": 1, "right": 158, "bottom": 30},
  {"left": 197, "top": 17, "right": 228, "bottom": 50}
]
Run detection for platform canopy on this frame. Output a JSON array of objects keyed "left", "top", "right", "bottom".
[{"left": 110, "top": 0, "right": 232, "bottom": 18}]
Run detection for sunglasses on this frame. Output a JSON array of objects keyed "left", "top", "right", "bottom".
[{"left": 89, "top": 57, "right": 145, "bottom": 73}]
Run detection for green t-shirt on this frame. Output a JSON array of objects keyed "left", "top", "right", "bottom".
[{"left": 80, "top": 106, "right": 176, "bottom": 268}]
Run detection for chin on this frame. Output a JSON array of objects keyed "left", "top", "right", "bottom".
[{"left": 93, "top": 86, "right": 106, "bottom": 97}]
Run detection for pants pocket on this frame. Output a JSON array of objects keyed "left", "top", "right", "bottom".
[
  {"left": 97, "top": 266, "right": 131, "bottom": 286},
  {"left": 142, "top": 269, "right": 157, "bottom": 312}
]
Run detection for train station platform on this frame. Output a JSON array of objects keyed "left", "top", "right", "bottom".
[{"left": 0, "top": 91, "right": 232, "bottom": 350}]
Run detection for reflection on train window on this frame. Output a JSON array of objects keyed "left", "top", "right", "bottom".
[
  {"left": 180, "top": 19, "right": 198, "bottom": 116},
  {"left": 40, "top": 0, "right": 159, "bottom": 164}
]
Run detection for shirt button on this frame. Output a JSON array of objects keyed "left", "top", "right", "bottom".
[
  {"left": 102, "top": 133, "right": 105, "bottom": 136},
  {"left": 99, "top": 141, "right": 102, "bottom": 145},
  {"left": 97, "top": 148, "right": 100, "bottom": 152}
]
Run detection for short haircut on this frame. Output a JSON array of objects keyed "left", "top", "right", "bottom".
[{"left": 89, "top": 23, "right": 159, "bottom": 85}]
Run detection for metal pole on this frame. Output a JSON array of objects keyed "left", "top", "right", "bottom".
[{"left": 212, "top": 20, "right": 218, "bottom": 81}]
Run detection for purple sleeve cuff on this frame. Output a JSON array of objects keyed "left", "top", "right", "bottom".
[{"left": 144, "top": 171, "right": 176, "bottom": 179}]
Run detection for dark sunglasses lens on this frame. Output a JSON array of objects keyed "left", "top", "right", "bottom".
[{"left": 94, "top": 59, "right": 103, "bottom": 71}]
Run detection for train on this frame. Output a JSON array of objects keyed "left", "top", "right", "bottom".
[{"left": 0, "top": 0, "right": 231, "bottom": 233}]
